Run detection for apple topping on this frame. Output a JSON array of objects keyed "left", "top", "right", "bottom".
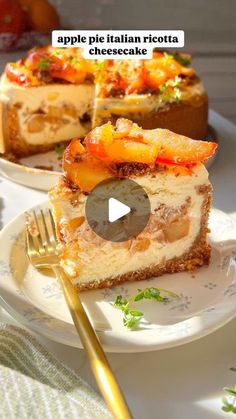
[
  {"left": 63, "top": 138, "right": 112, "bottom": 192},
  {"left": 84, "top": 118, "right": 217, "bottom": 166},
  {"left": 63, "top": 119, "right": 217, "bottom": 191},
  {"left": 5, "top": 46, "right": 95, "bottom": 87}
]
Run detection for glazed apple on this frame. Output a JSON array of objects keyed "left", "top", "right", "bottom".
[{"left": 85, "top": 119, "right": 218, "bottom": 166}]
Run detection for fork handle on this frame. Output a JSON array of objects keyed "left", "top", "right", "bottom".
[{"left": 53, "top": 266, "right": 132, "bottom": 419}]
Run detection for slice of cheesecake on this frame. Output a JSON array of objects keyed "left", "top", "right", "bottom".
[
  {"left": 49, "top": 118, "right": 217, "bottom": 291},
  {"left": 0, "top": 46, "right": 95, "bottom": 157}
]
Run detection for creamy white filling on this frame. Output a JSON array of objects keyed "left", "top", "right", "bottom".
[
  {"left": 92, "top": 82, "right": 205, "bottom": 127},
  {"left": 0, "top": 75, "right": 94, "bottom": 145},
  {"left": 0, "top": 75, "right": 205, "bottom": 146},
  {"left": 49, "top": 164, "right": 210, "bottom": 285}
]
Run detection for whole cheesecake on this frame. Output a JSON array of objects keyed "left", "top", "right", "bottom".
[
  {"left": 0, "top": 47, "right": 208, "bottom": 157},
  {"left": 49, "top": 118, "right": 217, "bottom": 291}
]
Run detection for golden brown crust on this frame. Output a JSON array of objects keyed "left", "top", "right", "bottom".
[
  {"left": 97, "top": 93, "right": 208, "bottom": 141},
  {"left": 0, "top": 101, "right": 8, "bottom": 154},
  {"left": 74, "top": 185, "right": 212, "bottom": 291}
]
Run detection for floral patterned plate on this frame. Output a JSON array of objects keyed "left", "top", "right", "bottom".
[{"left": 0, "top": 202, "right": 235, "bottom": 352}]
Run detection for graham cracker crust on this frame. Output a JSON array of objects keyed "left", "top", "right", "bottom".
[
  {"left": 74, "top": 185, "right": 212, "bottom": 292},
  {"left": 96, "top": 93, "right": 208, "bottom": 141}
]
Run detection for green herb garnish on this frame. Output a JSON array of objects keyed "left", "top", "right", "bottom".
[
  {"left": 222, "top": 368, "right": 236, "bottom": 414},
  {"left": 158, "top": 76, "right": 182, "bottom": 103},
  {"left": 113, "top": 287, "right": 179, "bottom": 330},
  {"left": 95, "top": 61, "right": 105, "bottom": 71},
  {"left": 114, "top": 295, "right": 143, "bottom": 329},
  {"left": 55, "top": 144, "right": 66, "bottom": 156},
  {"left": 134, "top": 287, "right": 179, "bottom": 303},
  {"left": 37, "top": 57, "right": 51, "bottom": 71},
  {"left": 175, "top": 53, "right": 192, "bottom": 67},
  {"left": 162, "top": 52, "right": 174, "bottom": 64},
  {"left": 51, "top": 49, "right": 62, "bottom": 58},
  {"left": 69, "top": 57, "right": 79, "bottom": 67}
]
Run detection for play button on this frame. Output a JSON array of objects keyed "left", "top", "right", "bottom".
[
  {"left": 85, "top": 177, "right": 151, "bottom": 242},
  {"left": 108, "top": 198, "right": 130, "bottom": 222}
]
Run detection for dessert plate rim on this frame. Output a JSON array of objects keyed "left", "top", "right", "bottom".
[{"left": 0, "top": 201, "right": 235, "bottom": 353}]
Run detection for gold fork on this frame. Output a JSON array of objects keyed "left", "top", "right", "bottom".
[{"left": 26, "top": 208, "right": 132, "bottom": 419}]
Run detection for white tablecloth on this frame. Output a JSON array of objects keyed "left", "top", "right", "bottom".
[{"left": 0, "top": 110, "right": 236, "bottom": 419}]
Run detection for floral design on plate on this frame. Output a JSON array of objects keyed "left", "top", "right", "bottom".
[{"left": 0, "top": 203, "right": 235, "bottom": 352}]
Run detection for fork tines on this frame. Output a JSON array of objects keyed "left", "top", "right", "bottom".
[{"left": 26, "top": 208, "right": 59, "bottom": 258}]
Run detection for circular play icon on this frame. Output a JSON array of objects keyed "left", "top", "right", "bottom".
[{"left": 85, "top": 178, "right": 151, "bottom": 242}]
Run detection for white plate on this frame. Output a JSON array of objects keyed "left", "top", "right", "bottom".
[
  {"left": 0, "top": 150, "right": 61, "bottom": 191},
  {"left": 0, "top": 121, "right": 218, "bottom": 191},
  {"left": 0, "top": 202, "right": 235, "bottom": 352}
]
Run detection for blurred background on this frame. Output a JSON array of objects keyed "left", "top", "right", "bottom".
[{"left": 1, "top": 0, "right": 236, "bottom": 123}]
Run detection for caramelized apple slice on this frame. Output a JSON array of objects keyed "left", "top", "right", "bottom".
[
  {"left": 64, "top": 138, "right": 85, "bottom": 160},
  {"left": 145, "top": 69, "right": 167, "bottom": 90},
  {"left": 86, "top": 120, "right": 159, "bottom": 164},
  {"left": 85, "top": 122, "right": 113, "bottom": 158},
  {"left": 152, "top": 130, "right": 217, "bottom": 164},
  {"left": 115, "top": 120, "right": 217, "bottom": 164},
  {"left": 84, "top": 119, "right": 217, "bottom": 166},
  {"left": 106, "top": 140, "right": 159, "bottom": 165},
  {"left": 63, "top": 140, "right": 112, "bottom": 192}
]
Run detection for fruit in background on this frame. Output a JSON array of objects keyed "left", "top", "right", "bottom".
[
  {"left": 18, "top": 0, "right": 60, "bottom": 31},
  {"left": 0, "top": 0, "right": 26, "bottom": 34}
]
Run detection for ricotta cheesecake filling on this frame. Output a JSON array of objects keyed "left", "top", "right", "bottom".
[
  {"left": 50, "top": 164, "right": 210, "bottom": 285},
  {"left": 0, "top": 76, "right": 94, "bottom": 146},
  {"left": 92, "top": 82, "right": 205, "bottom": 127}
]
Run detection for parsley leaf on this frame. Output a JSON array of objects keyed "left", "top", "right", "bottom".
[
  {"left": 222, "top": 368, "right": 236, "bottom": 414},
  {"left": 37, "top": 57, "right": 50, "bottom": 71},
  {"left": 224, "top": 387, "right": 236, "bottom": 397},
  {"left": 162, "top": 52, "right": 174, "bottom": 64},
  {"left": 51, "top": 49, "right": 62, "bottom": 57},
  {"left": 69, "top": 57, "right": 79, "bottom": 67},
  {"left": 55, "top": 144, "right": 66, "bottom": 156},
  {"left": 123, "top": 311, "right": 143, "bottom": 329},
  {"left": 158, "top": 76, "right": 182, "bottom": 103},
  {"left": 134, "top": 287, "right": 167, "bottom": 302},
  {"left": 175, "top": 53, "right": 192, "bottom": 67},
  {"left": 95, "top": 61, "right": 105, "bottom": 71},
  {"left": 114, "top": 295, "right": 143, "bottom": 329},
  {"left": 113, "top": 287, "right": 179, "bottom": 330},
  {"left": 134, "top": 287, "right": 179, "bottom": 302}
]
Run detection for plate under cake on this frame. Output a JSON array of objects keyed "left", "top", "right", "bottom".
[
  {"left": 0, "top": 48, "right": 208, "bottom": 158},
  {"left": 49, "top": 118, "right": 217, "bottom": 291}
]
